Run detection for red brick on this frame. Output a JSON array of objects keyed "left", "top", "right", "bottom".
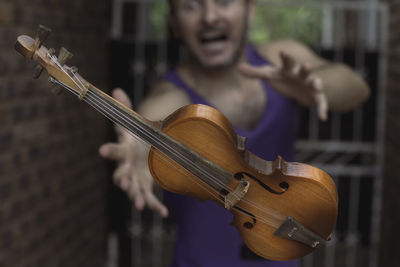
[
  {"left": 0, "top": 0, "right": 110, "bottom": 265},
  {"left": 0, "top": 2, "right": 13, "bottom": 24},
  {"left": 0, "top": 181, "right": 12, "bottom": 202},
  {"left": 0, "top": 131, "right": 13, "bottom": 150}
]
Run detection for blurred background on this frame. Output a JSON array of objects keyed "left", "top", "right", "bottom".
[{"left": 0, "top": 0, "right": 399, "bottom": 266}]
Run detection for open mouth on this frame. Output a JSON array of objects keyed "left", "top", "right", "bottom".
[{"left": 200, "top": 33, "right": 228, "bottom": 44}]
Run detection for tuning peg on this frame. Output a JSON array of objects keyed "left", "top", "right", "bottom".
[
  {"left": 70, "top": 66, "right": 78, "bottom": 73},
  {"left": 32, "top": 64, "right": 43, "bottom": 79},
  {"left": 32, "top": 25, "right": 51, "bottom": 52},
  {"left": 47, "top": 77, "right": 63, "bottom": 95},
  {"left": 48, "top": 77, "right": 63, "bottom": 95},
  {"left": 57, "top": 47, "right": 73, "bottom": 66},
  {"left": 46, "top": 48, "right": 56, "bottom": 59}
]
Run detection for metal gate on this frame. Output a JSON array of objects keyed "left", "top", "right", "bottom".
[{"left": 107, "top": 1, "right": 388, "bottom": 266}]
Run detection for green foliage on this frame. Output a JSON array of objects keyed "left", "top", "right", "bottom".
[
  {"left": 250, "top": 3, "right": 322, "bottom": 45},
  {"left": 149, "top": 1, "right": 169, "bottom": 39}
]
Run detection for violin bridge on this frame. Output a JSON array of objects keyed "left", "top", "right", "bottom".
[
  {"left": 274, "top": 216, "right": 327, "bottom": 249},
  {"left": 224, "top": 179, "right": 250, "bottom": 210}
]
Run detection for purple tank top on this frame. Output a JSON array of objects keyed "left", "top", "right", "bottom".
[{"left": 163, "top": 45, "right": 300, "bottom": 267}]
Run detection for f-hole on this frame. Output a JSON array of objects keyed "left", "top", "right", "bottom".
[{"left": 234, "top": 172, "right": 289, "bottom": 195}]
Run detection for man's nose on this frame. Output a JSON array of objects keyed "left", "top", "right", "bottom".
[{"left": 202, "top": 2, "right": 219, "bottom": 25}]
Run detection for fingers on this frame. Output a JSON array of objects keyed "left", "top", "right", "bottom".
[
  {"left": 119, "top": 175, "right": 131, "bottom": 191},
  {"left": 112, "top": 163, "right": 131, "bottom": 191},
  {"left": 112, "top": 164, "right": 144, "bottom": 206},
  {"left": 299, "top": 63, "right": 311, "bottom": 80},
  {"left": 114, "top": 123, "right": 133, "bottom": 140},
  {"left": 127, "top": 177, "right": 168, "bottom": 217},
  {"left": 99, "top": 142, "right": 125, "bottom": 161},
  {"left": 112, "top": 88, "right": 132, "bottom": 108},
  {"left": 113, "top": 165, "right": 169, "bottom": 218},
  {"left": 280, "top": 51, "right": 297, "bottom": 72},
  {"left": 312, "top": 76, "right": 323, "bottom": 92},
  {"left": 316, "top": 93, "right": 328, "bottom": 121},
  {"left": 306, "top": 76, "right": 328, "bottom": 121},
  {"left": 239, "top": 52, "right": 301, "bottom": 80},
  {"left": 143, "top": 191, "right": 169, "bottom": 218},
  {"left": 238, "top": 62, "right": 279, "bottom": 80},
  {"left": 128, "top": 174, "right": 145, "bottom": 211},
  {"left": 312, "top": 78, "right": 328, "bottom": 121},
  {"left": 242, "top": 52, "right": 328, "bottom": 121}
]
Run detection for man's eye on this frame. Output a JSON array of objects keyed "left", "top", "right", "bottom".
[{"left": 184, "top": 0, "right": 201, "bottom": 10}]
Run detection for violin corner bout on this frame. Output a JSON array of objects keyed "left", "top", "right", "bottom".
[{"left": 273, "top": 155, "right": 286, "bottom": 173}]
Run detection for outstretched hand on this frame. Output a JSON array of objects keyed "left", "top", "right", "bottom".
[
  {"left": 239, "top": 51, "right": 328, "bottom": 121},
  {"left": 99, "top": 88, "right": 169, "bottom": 218}
]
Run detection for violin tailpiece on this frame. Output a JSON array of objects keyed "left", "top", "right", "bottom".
[{"left": 274, "top": 216, "right": 327, "bottom": 249}]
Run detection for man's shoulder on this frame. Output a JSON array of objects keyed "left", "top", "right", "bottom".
[
  {"left": 149, "top": 79, "right": 184, "bottom": 97},
  {"left": 147, "top": 78, "right": 192, "bottom": 106},
  {"left": 149, "top": 63, "right": 191, "bottom": 97},
  {"left": 137, "top": 79, "right": 191, "bottom": 120}
]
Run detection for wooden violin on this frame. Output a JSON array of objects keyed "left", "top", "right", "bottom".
[{"left": 15, "top": 26, "right": 338, "bottom": 261}]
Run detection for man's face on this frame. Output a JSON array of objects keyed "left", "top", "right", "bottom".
[{"left": 171, "top": 0, "right": 255, "bottom": 69}]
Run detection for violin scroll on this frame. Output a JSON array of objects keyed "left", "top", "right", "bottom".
[
  {"left": 15, "top": 25, "right": 88, "bottom": 98},
  {"left": 15, "top": 24, "right": 51, "bottom": 60}
]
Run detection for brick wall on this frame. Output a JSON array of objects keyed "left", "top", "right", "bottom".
[
  {"left": 0, "top": 0, "right": 111, "bottom": 266},
  {"left": 380, "top": 0, "right": 400, "bottom": 266}
]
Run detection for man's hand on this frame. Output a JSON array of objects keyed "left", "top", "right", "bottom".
[
  {"left": 239, "top": 51, "right": 328, "bottom": 121},
  {"left": 99, "top": 88, "right": 169, "bottom": 218}
]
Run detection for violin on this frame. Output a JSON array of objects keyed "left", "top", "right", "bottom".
[{"left": 15, "top": 25, "right": 338, "bottom": 261}]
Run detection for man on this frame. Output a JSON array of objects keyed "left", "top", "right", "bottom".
[{"left": 100, "top": 0, "right": 370, "bottom": 266}]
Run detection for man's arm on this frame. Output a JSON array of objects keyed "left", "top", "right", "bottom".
[
  {"left": 256, "top": 39, "right": 370, "bottom": 113},
  {"left": 310, "top": 62, "right": 370, "bottom": 112}
]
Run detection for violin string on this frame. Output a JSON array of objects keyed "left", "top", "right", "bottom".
[{"left": 48, "top": 57, "right": 285, "bottom": 224}]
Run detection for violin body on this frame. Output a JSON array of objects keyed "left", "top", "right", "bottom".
[{"left": 149, "top": 104, "right": 338, "bottom": 261}]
